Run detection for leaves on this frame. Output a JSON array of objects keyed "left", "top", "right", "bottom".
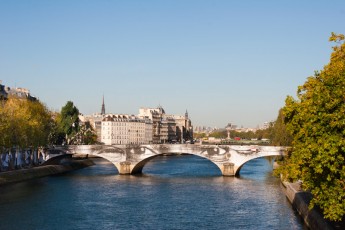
[
  {"left": 281, "top": 33, "right": 345, "bottom": 221},
  {"left": 270, "top": 108, "right": 293, "bottom": 146},
  {"left": 53, "top": 101, "right": 97, "bottom": 145},
  {"left": 0, "top": 96, "right": 53, "bottom": 148},
  {"left": 59, "top": 101, "right": 80, "bottom": 137},
  {"left": 0, "top": 96, "right": 96, "bottom": 150}
]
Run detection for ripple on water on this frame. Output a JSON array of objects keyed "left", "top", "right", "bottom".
[{"left": 0, "top": 156, "right": 306, "bottom": 230}]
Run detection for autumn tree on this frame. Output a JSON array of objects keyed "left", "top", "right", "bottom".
[
  {"left": 48, "top": 112, "right": 66, "bottom": 145},
  {"left": 193, "top": 132, "right": 206, "bottom": 139},
  {"left": 281, "top": 33, "right": 345, "bottom": 221},
  {"left": 0, "top": 96, "right": 53, "bottom": 149}
]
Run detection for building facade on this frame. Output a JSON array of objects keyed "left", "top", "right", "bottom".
[
  {"left": 79, "top": 113, "right": 103, "bottom": 142},
  {"left": 0, "top": 80, "right": 37, "bottom": 101},
  {"left": 138, "top": 106, "right": 193, "bottom": 144},
  {"left": 79, "top": 96, "right": 107, "bottom": 143},
  {"left": 101, "top": 114, "right": 153, "bottom": 145},
  {"left": 138, "top": 106, "right": 165, "bottom": 143},
  {"left": 82, "top": 99, "right": 193, "bottom": 145}
]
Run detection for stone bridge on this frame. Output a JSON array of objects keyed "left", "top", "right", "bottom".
[{"left": 52, "top": 144, "right": 286, "bottom": 176}]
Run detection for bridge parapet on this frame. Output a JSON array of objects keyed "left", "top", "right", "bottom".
[{"left": 51, "top": 144, "right": 287, "bottom": 176}]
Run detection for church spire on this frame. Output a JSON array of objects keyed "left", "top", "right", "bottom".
[{"left": 101, "top": 95, "right": 105, "bottom": 115}]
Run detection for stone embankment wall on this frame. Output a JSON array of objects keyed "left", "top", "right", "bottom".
[
  {"left": 0, "top": 159, "right": 94, "bottom": 186},
  {"left": 282, "top": 182, "right": 335, "bottom": 230}
]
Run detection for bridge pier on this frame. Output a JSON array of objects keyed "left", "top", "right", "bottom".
[
  {"left": 220, "top": 163, "right": 235, "bottom": 176},
  {"left": 117, "top": 161, "right": 133, "bottom": 175}
]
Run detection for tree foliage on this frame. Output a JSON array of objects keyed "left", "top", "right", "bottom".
[
  {"left": 51, "top": 101, "right": 97, "bottom": 145},
  {"left": 208, "top": 130, "right": 227, "bottom": 139},
  {"left": 71, "top": 121, "right": 98, "bottom": 145},
  {"left": 193, "top": 132, "right": 207, "bottom": 139},
  {"left": 60, "top": 101, "right": 80, "bottom": 136},
  {"left": 280, "top": 33, "right": 345, "bottom": 221},
  {"left": 198, "top": 128, "right": 273, "bottom": 141},
  {"left": 255, "top": 127, "right": 272, "bottom": 140},
  {"left": 0, "top": 97, "right": 97, "bottom": 149},
  {"left": 270, "top": 109, "right": 293, "bottom": 146},
  {"left": 58, "top": 101, "right": 80, "bottom": 144},
  {"left": 0, "top": 96, "right": 53, "bottom": 149}
]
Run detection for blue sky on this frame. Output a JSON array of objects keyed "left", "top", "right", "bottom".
[{"left": 1, "top": 0, "right": 344, "bottom": 128}]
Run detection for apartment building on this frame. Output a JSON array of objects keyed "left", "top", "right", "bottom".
[{"left": 101, "top": 114, "right": 153, "bottom": 145}]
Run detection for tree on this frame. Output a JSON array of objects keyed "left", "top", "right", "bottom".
[
  {"left": 71, "top": 121, "right": 98, "bottom": 145},
  {"left": 255, "top": 127, "right": 271, "bottom": 140},
  {"left": 281, "top": 33, "right": 345, "bottom": 221},
  {"left": 194, "top": 132, "right": 206, "bottom": 139},
  {"left": 209, "top": 130, "right": 227, "bottom": 139},
  {"left": 48, "top": 112, "right": 66, "bottom": 145},
  {"left": 270, "top": 109, "right": 293, "bottom": 146},
  {"left": 0, "top": 96, "right": 53, "bottom": 149},
  {"left": 58, "top": 101, "right": 80, "bottom": 144}
]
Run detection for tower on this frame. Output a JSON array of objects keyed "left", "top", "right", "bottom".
[{"left": 101, "top": 95, "right": 105, "bottom": 115}]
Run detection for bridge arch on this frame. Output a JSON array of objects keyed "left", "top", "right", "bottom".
[
  {"left": 87, "top": 146, "right": 126, "bottom": 174},
  {"left": 49, "top": 145, "right": 126, "bottom": 174},
  {"left": 131, "top": 153, "right": 224, "bottom": 175},
  {"left": 234, "top": 155, "right": 279, "bottom": 176}
]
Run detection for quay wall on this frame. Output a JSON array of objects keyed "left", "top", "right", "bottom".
[
  {"left": 282, "top": 182, "right": 335, "bottom": 230},
  {"left": 0, "top": 159, "right": 94, "bottom": 186}
]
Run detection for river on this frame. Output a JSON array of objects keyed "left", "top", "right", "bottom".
[{"left": 0, "top": 155, "right": 306, "bottom": 229}]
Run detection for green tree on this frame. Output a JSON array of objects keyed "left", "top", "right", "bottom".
[
  {"left": 270, "top": 109, "right": 292, "bottom": 146},
  {"left": 281, "top": 33, "right": 345, "bottom": 221},
  {"left": 209, "top": 130, "right": 227, "bottom": 139},
  {"left": 75, "top": 121, "right": 98, "bottom": 145},
  {"left": 59, "top": 101, "right": 80, "bottom": 144},
  {"left": 255, "top": 128, "right": 272, "bottom": 140}
]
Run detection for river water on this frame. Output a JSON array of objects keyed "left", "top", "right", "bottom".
[{"left": 0, "top": 155, "right": 306, "bottom": 230}]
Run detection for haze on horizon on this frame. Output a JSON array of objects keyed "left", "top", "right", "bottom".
[{"left": 1, "top": 0, "right": 344, "bottom": 128}]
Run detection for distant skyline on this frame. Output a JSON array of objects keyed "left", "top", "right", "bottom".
[{"left": 1, "top": 0, "right": 345, "bottom": 128}]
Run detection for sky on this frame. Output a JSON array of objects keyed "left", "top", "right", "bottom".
[{"left": 1, "top": 0, "right": 345, "bottom": 128}]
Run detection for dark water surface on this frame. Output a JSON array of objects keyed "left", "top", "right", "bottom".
[{"left": 0, "top": 155, "right": 306, "bottom": 230}]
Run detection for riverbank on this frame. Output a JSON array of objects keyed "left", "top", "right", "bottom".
[
  {"left": 282, "top": 181, "right": 344, "bottom": 230},
  {"left": 0, "top": 159, "right": 95, "bottom": 186}
]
